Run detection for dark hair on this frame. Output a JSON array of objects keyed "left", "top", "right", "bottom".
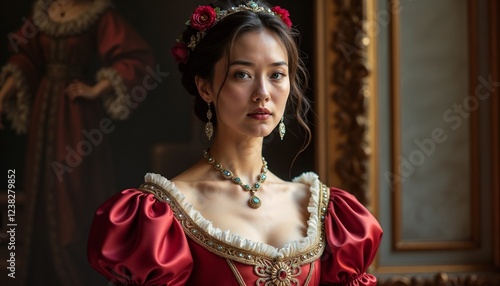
[{"left": 177, "top": 0, "right": 311, "bottom": 151}]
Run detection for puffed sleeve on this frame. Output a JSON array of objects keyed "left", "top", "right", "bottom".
[
  {"left": 94, "top": 9, "right": 156, "bottom": 120},
  {"left": 0, "top": 14, "right": 43, "bottom": 134},
  {"left": 320, "top": 188, "right": 383, "bottom": 286},
  {"left": 87, "top": 189, "right": 193, "bottom": 286}
]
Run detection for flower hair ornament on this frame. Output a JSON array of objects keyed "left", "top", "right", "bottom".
[{"left": 172, "top": 1, "right": 292, "bottom": 63}]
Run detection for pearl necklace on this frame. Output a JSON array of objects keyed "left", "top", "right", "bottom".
[{"left": 203, "top": 149, "right": 267, "bottom": 209}]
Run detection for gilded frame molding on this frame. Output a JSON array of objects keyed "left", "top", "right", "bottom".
[
  {"left": 314, "top": 0, "right": 500, "bottom": 282},
  {"left": 314, "top": 0, "right": 373, "bottom": 207}
]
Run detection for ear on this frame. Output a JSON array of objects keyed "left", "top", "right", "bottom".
[{"left": 195, "top": 75, "right": 213, "bottom": 103}]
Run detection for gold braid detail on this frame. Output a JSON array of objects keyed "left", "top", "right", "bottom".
[{"left": 139, "top": 181, "right": 330, "bottom": 286}]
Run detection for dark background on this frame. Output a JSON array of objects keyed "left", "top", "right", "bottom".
[{"left": 0, "top": 0, "right": 315, "bottom": 194}]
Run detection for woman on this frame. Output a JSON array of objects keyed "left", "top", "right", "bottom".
[
  {"left": 0, "top": 0, "right": 154, "bottom": 285},
  {"left": 88, "top": 0, "right": 382, "bottom": 285}
]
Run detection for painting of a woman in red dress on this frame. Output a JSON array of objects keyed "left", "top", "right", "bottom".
[{"left": 0, "top": 0, "right": 155, "bottom": 284}]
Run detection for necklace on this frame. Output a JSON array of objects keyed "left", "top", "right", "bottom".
[{"left": 203, "top": 149, "right": 267, "bottom": 209}]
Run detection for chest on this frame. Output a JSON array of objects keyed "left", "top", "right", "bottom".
[
  {"left": 209, "top": 207, "right": 307, "bottom": 248},
  {"left": 188, "top": 184, "right": 310, "bottom": 248}
]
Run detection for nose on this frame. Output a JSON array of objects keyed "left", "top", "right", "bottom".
[{"left": 252, "top": 77, "right": 270, "bottom": 102}]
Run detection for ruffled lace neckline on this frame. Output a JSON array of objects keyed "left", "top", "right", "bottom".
[
  {"left": 33, "top": 0, "right": 112, "bottom": 37},
  {"left": 143, "top": 172, "right": 324, "bottom": 260}
]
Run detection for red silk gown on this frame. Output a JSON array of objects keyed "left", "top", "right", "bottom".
[
  {"left": 1, "top": 0, "right": 155, "bottom": 285},
  {"left": 88, "top": 172, "right": 383, "bottom": 285}
]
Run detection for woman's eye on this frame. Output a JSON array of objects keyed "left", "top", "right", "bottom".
[
  {"left": 271, "top": 73, "right": 285, "bottom": 80},
  {"left": 235, "top": 72, "right": 250, "bottom": 79}
]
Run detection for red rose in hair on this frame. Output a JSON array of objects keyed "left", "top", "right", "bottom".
[
  {"left": 271, "top": 6, "right": 292, "bottom": 29},
  {"left": 190, "top": 5, "right": 217, "bottom": 31},
  {"left": 172, "top": 42, "right": 189, "bottom": 64}
]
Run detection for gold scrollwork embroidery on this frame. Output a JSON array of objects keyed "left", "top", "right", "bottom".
[
  {"left": 255, "top": 258, "right": 301, "bottom": 286},
  {"left": 138, "top": 180, "right": 331, "bottom": 286}
]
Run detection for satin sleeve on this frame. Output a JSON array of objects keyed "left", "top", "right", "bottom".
[
  {"left": 87, "top": 189, "right": 193, "bottom": 286},
  {"left": 320, "top": 188, "right": 383, "bottom": 286}
]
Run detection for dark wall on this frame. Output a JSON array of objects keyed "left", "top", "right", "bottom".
[{"left": 0, "top": 0, "right": 315, "bottom": 192}]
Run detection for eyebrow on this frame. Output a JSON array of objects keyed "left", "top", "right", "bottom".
[{"left": 229, "top": 60, "right": 288, "bottom": 67}]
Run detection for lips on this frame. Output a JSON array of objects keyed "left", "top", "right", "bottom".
[
  {"left": 248, "top": 108, "right": 271, "bottom": 115},
  {"left": 248, "top": 108, "right": 271, "bottom": 120}
]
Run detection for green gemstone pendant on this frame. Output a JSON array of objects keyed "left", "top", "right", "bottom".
[
  {"left": 248, "top": 195, "right": 262, "bottom": 209},
  {"left": 203, "top": 149, "right": 267, "bottom": 210}
]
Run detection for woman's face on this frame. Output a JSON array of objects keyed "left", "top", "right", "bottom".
[{"left": 200, "top": 29, "right": 290, "bottom": 141}]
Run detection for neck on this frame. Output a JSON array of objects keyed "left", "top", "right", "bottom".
[{"left": 208, "top": 137, "right": 265, "bottom": 183}]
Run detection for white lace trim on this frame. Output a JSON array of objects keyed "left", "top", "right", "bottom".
[
  {"left": 0, "top": 63, "right": 32, "bottom": 134},
  {"left": 33, "top": 0, "right": 112, "bottom": 37},
  {"left": 96, "top": 68, "right": 130, "bottom": 120},
  {"left": 144, "top": 172, "right": 322, "bottom": 259}
]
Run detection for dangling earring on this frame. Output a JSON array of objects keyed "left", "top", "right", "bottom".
[
  {"left": 279, "top": 116, "right": 286, "bottom": 140},
  {"left": 205, "top": 102, "right": 214, "bottom": 140}
]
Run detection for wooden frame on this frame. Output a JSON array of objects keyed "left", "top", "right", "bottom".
[
  {"left": 389, "top": 0, "right": 481, "bottom": 251},
  {"left": 314, "top": 0, "right": 372, "bottom": 206},
  {"left": 314, "top": 0, "right": 500, "bottom": 282},
  {"left": 490, "top": 0, "right": 500, "bottom": 269}
]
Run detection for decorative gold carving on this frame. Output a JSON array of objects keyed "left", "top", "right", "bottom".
[
  {"left": 327, "top": 0, "right": 500, "bottom": 281},
  {"left": 378, "top": 272, "right": 500, "bottom": 286},
  {"left": 329, "top": 0, "right": 370, "bottom": 205}
]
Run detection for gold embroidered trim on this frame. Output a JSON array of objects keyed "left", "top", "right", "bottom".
[
  {"left": 227, "top": 259, "right": 247, "bottom": 286},
  {"left": 255, "top": 258, "right": 302, "bottom": 286},
  {"left": 139, "top": 181, "right": 330, "bottom": 269},
  {"left": 303, "top": 262, "right": 314, "bottom": 286}
]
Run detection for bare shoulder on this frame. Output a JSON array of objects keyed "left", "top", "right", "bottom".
[
  {"left": 170, "top": 159, "right": 218, "bottom": 208},
  {"left": 265, "top": 173, "right": 311, "bottom": 203},
  {"left": 283, "top": 180, "right": 310, "bottom": 196}
]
